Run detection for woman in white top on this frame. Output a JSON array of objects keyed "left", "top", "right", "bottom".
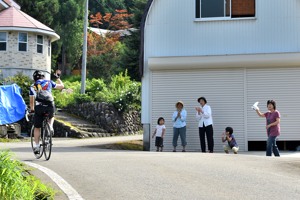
[{"left": 195, "top": 97, "right": 214, "bottom": 153}]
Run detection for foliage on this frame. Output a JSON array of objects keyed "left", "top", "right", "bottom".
[
  {"left": 16, "top": 0, "right": 147, "bottom": 80},
  {"left": 117, "top": 30, "right": 141, "bottom": 81},
  {"left": 54, "top": 0, "right": 84, "bottom": 72},
  {"left": 95, "top": 70, "right": 141, "bottom": 111},
  {"left": 87, "top": 10, "right": 133, "bottom": 80},
  {"left": 16, "top": 0, "right": 60, "bottom": 27},
  {"left": 54, "top": 71, "right": 141, "bottom": 112},
  {"left": 90, "top": 9, "right": 133, "bottom": 30},
  {"left": 52, "top": 79, "right": 81, "bottom": 108},
  {"left": 2, "top": 72, "right": 33, "bottom": 105},
  {"left": 16, "top": 0, "right": 84, "bottom": 72},
  {"left": 0, "top": 151, "right": 55, "bottom": 199},
  {"left": 89, "top": 0, "right": 127, "bottom": 19}
]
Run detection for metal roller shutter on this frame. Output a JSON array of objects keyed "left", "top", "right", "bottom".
[
  {"left": 151, "top": 68, "right": 245, "bottom": 152},
  {"left": 246, "top": 67, "right": 300, "bottom": 141}
]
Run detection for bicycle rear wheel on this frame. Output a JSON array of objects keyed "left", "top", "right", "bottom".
[
  {"left": 43, "top": 123, "right": 52, "bottom": 160},
  {"left": 30, "top": 125, "right": 43, "bottom": 159}
]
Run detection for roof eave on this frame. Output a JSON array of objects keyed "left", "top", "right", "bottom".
[
  {"left": 0, "top": 0, "right": 9, "bottom": 9},
  {"left": 139, "top": 0, "right": 154, "bottom": 78},
  {"left": 0, "top": 27, "right": 60, "bottom": 42}
]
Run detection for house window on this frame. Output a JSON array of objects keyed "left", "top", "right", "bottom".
[
  {"left": 0, "top": 32, "right": 7, "bottom": 51},
  {"left": 18, "top": 32, "right": 27, "bottom": 51},
  {"left": 48, "top": 40, "right": 51, "bottom": 56},
  {"left": 196, "top": 0, "right": 255, "bottom": 19},
  {"left": 37, "top": 35, "right": 43, "bottom": 54}
]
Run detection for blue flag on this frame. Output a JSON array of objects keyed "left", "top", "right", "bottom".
[{"left": 0, "top": 84, "right": 26, "bottom": 125}]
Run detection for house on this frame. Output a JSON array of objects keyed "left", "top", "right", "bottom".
[
  {"left": 140, "top": 0, "right": 300, "bottom": 151},
  {"left": 0, "top": 0, "right": 60, "bottom": 79}
]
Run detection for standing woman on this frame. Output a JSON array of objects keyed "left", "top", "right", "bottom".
[
  {"left": 172, "top": 101, "right": 187, "bottom": 152},
  {"left": 195, "top": 97, "right": 214, "bottom": 153},
  {"left": 255, "top": 100, "right": 280, "bottom": 157}
]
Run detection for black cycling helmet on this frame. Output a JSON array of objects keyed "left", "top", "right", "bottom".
[{"left": 33, "top": 70, "right": 45, "bottom": 81}]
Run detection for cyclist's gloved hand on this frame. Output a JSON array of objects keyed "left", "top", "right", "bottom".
[
  {"left": 53, "top": 73, "right": 60, "bottom": 79},
  {"left": 52, "top": 69, "right": 61, "bottom": 79}
]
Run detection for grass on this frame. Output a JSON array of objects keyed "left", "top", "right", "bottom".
[
  {"left": 0, "top": 150, "right": 56, "bottom": 199},
  {"left": 101, "top": 140, "right": 143, "bottom": 151},
  {"left": 0, "top": 138, "right": 29, "bottom": 143}
]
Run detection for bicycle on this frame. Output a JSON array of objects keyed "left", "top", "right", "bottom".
[{"left": 28, "top": 111, "right": 53, "bottom": 160}]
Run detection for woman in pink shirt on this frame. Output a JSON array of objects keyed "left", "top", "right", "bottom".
[{"left": 255, "top": 100, "right": 280, "bottom": 157}]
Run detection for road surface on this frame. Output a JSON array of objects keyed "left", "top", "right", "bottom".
[{"left": 1, "top": 135, "right": 300, "bottom": 200}]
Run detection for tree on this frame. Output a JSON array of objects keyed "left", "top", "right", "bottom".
[
  {"left": 16, "top": 0, "right": 60, "bottom": 27},
  {"left": 16, "top": 0, "right": 84, "bottom": 74},
  {"left": 117, "top": 0, "right": 147, "bottom": 80},
  {"left": 54, "top": 0, "right": 84, "bottom": 74},
  {"left": 89, "top": 0, "right": 126, "bottom": 15},
  {"left": 87, "top": 10, "right": 133, "bottom": 80}
]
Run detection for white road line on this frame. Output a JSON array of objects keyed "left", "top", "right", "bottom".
[{"left": 24, "top": 161, "right": 84, "bottom": 200}]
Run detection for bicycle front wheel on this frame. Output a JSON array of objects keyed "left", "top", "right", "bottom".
[
  {"left": 43, "top": 123, "right": 52, "bottom": 160},
  {"left": 30, "top": 125, "right": 43, "bottom": 159}
]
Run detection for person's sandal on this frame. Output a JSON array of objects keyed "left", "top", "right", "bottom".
[
  {"left": 173, "top": 150, "right": 176, "bottom": 152},
  {"left": 182, "top": 150, "right": 186, "bottom": 152}
]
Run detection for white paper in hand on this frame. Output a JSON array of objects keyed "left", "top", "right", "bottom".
[{"left": 251, "top": 102, "right": 259, "bottom": 110}]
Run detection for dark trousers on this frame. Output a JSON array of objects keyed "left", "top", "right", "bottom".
[{"left": 199, "top": 124, "right": 214, "bottom": 152}]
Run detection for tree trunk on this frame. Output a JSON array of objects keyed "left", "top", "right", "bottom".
[{"left": 61, "top": 45, "right": 67, "bottom": 74}]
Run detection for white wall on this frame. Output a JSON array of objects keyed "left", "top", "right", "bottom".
[
  {"left": 142, "top": 0, "right": 300, "bottom": 124},
  {"left": 145, "top": 0, "right": 300, "bottom": 57}
]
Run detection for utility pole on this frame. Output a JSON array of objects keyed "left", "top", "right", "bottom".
[{"left": 81, "top": 0, "right": 88, "bottom": 94}]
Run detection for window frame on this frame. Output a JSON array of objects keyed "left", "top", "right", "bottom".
[
  {"left": 37, "top": 35, "right": 44, "bottom": 54},
  {"left": 0, "top": 32, "right": 7, "bottom": 51},
  {"left": 195, "top": 0, "right": 256, "bottom": 21},
  {"left": 18, "top": 32, "right": 28, "bottom": 52}
]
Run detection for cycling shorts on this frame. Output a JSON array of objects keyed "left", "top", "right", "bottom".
[{"left": 34, "top": 104, "right": 55, "bottom": 128}]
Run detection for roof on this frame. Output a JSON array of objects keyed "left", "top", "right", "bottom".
[
  {"left": 0, "top": 6, "right": 53, "bottom": 31},
  {"left": 139, "top": 0, "right": 154, "bottom": 77},
  {"left": 0, "top": 0, "right": 9, "bottom": 11},
  {"left": 88, "top": 27, "right": 137, "bottom": 37},
  {"left": 0, "top": 5, "right": 60, "bottom": 41},
  {"left": 3, "top": 0, "right": 20, "bottom": 9}
]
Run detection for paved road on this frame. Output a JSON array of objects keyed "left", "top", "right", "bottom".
[{"left": 1, "top": 135, "right": 300, "bottom": 200}]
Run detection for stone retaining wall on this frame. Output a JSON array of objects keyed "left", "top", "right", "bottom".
[{"left": 66, "top": 102, "right": 142, "bottom": 135}]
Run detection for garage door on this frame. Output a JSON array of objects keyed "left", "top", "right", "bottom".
[
  {"left": 247, "top": 67, "right": 300, "bottom": 141},
  {"left": 151, "top": 68, "right": 246, "bottom": 152}
]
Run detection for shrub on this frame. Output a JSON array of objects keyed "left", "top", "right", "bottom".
[
  {"left": 95, "top": 70, "right": 141, "bottom": 112},
  {"left": 52, "top": 80, "right": 81, "bottom": 107},
  {"left": 53, "top": 70, "right": 141, "bottom": 112},
  {"left": 2, "top": 72, "right": 33, "bottom": 105}
]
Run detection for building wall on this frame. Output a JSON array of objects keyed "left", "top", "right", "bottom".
[
  {"left": 142, "top": 0, "right": 300, "bottom": 150},
  {"left": 145, "top": 0, "right": 300, "bottom": 57},
  {"left": 0, "top": 31, "right": 51, "bottom": 79},
  {"left": 142, "top": 0, "right": 300, "bottom": 124}
]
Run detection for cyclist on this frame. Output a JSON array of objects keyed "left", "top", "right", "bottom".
[{"left": 29, "top": 70, "right": 64, "bottom": 154}]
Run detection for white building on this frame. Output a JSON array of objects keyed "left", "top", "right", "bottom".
[{"left": 140, "top": 0, "right": 300, "bottom": 151}]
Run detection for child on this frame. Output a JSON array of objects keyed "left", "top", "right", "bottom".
[
  {"left": 152, "top": 117, "right": 166, "bottom": 152},
  {"left": 222, "top": 127, "right": 239, "bottom": 154}
]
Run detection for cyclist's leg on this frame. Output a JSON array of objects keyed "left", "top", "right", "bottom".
[
  {"left": 33, "top": 105, "right": 44, "bottom": 151},
  {"left": 46, "top": 104, "right": 55, "bottom": 134}
]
